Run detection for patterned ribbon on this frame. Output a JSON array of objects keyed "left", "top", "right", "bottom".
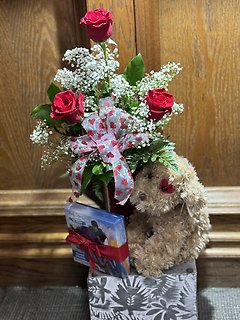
[
  {"left": 68, "top": 97, "right": 149, "bottom": 205},
  {"left": 66, "top": 229, "right": 129, "bottom": 271}
]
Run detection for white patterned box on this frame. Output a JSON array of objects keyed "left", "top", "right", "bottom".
[{"left": 88, "top": 260, "right": 197, "bottom": 320}]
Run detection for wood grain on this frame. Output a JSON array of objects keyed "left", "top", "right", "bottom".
[
  {"left": 134, "top": 0, "right": 161, "bottom": 72},
  {"left": 151, "top": 0, "right": 240, "bottom": 186},
  {"left": 197, "top": 258, "right": 240, "bottom": 287},
  {"left": 0, "top": 258, "right": 89, "bottom": 286},
  {"left": 0, "top": 0, "right": 88, "bottom": 190},
  {"left": 86, "top": 0, "right": 136, "bottom": 72},
  {"left": 0, "top": 187, "right": 239, "bottom": 286},
  {"left": 1, "top": 0, "right": 239, "bottom": 191}
]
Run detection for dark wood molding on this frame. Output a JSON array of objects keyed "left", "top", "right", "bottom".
[{"left": 0, "top": 187, "right": 240, "bottom": 286}]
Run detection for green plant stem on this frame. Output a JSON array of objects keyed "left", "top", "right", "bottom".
[
  {"left": 103, "top": 183, "right": 111, "bottom": 211},
  {"left": 100, "top": 42, "right": 110, "bottom": 93}
]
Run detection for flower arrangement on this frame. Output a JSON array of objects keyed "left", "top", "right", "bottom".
[{"left": 30, "top": 8, "right": 183, "bottom": 207}]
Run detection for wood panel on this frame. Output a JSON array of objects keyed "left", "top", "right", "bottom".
[
  {"left": 0, "top": 258, "right": 89, "bottom": 287},
  {"left": 86, "top": 0, "right": 136, "bottom": 72},
  {"left": 0, "top": 187, "right": 240, "bottom": 286},
  {"left": 1, "top": 0, "right": 239, "bottom": 191},
  {"left": 197, "top": 258, "right": 240, "bottom": 288},
  {"left": 0, "top": 0, "right": 88, "bottom": 190},
  {"left": 134, "top": 0, "right": 161, "bottom": 72},
  {"left": 135, "top": 0, "right": 240, "bottom": 186}
]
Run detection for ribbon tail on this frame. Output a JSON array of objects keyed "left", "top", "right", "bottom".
[
  {"left": 69, "top": 155, "right": 90, "bottom": 202},
  {"left": 112, "top": 158, "right": 134, "bottom": 205}
]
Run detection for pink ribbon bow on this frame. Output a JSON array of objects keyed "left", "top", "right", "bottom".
[{"left": 68, "top": 97, "right": 149, "bottom": 205}]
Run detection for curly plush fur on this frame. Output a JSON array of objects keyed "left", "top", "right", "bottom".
[{"left": 127, "top": 155, "right": 211, "bottom": 276}]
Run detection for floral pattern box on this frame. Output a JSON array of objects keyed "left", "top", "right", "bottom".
[
  {"left": 88, "top": 260, "right": 198, "bottom": 320},
  {"left": 64, "top": 202, "right": 130, "bottom": 278}
]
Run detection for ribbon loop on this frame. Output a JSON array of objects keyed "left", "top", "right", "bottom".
[{"left": 68, "top": 97, "right": 150, "bottom": 204}]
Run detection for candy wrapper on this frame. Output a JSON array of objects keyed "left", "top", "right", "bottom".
[{"left": 64, "top": 202, "right": 130, "bottom": 278}]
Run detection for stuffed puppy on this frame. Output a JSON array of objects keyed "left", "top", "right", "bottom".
[{"left": 127, "top": 155, "right": 211, "bottom": 276}]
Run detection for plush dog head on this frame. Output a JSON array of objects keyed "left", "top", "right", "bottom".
[{"left": 130, "top": 155, "right": 206, "bottom": 217}]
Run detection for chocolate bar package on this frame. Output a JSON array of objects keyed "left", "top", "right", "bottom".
[{"left": 64, "top": 202, "right": 130, "bottom": 278}]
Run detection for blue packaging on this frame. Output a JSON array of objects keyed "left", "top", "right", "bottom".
[{"left": 64, "top": 202, "right": 130, "bottom": 278}]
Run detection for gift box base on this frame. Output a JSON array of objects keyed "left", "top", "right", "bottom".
[{"left": 88, "top": 260, "right": 197, "bottom": 320}]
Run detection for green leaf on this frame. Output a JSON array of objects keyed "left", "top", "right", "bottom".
[
  {"left": 158, "top": 151, "right": 181, "bottom": 174},
  {"left": 92, "top": 180, "right": 104, "bottom": 202},
  {"left": 92, "top": 163, "right": 104, "bottom": 175},
  {"left": 97, "top": 171, "right": 113, "bottom": 185},
  {"left": 105, "top": 164, "right": 112, "bottom": 172},
  {"left": 47, "top": 82, "right": 61, "bottom": 102},
  {"left": 143, "top": 153, "right": 150, "bottom": 163},
  {"left": 151, "top": 154, "right": 158, "bottom": 162},
  {"left": 31, "top": 104, "right": 63, "bottom": 126},
  {"left": 80, "top": 167, "right": 93, "bottom": 194},
  {"left": 67, "top": 123, "right": 84, "bottom": 136},
  {"left": 123, "top": 53, "right": 145, "bottom": 86}
]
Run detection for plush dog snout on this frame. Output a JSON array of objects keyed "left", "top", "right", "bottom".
[{"left": 138, "top": 192, "right": 147, "bottom": 200}]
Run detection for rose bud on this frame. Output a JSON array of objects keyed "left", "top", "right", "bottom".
[
  {"left": 145, "top": 88, "right": 174, "bottom": 120},
  {"left": 50, "top": 90, "right": 84, "bottom": 125},
  {"left": 80, "top": 8, "right": 113, "bottom": 42}
]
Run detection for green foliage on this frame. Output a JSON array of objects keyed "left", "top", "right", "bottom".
[
  {"left": 79, "top": 163, "right": 113, "bottom": 202},
  {"left": 92, "top": 179, "right": 104, "bottom": 202},
  {"left": 123, "top": 53, "right": 145, "bottom": 86},
  {"left": 80, "top": 166, "right": 93, "bottom": 195},
  {"left": 47, "top": 82, "right": 61, "bottom": 102},
  {"left": 96, "top": 170, "right": 113, "bottom": 185},
  {"left": 31, "top": 104, "right": 63, "bottom": 126},
  {"left": 66, "top": 123, "right": 85, "bottom": 136},
  {"left": 92, "top": 163, "right": 104, "bottom": 175},
  {"left": 124, "top": 137, "right": 180, "bottom": 174}
]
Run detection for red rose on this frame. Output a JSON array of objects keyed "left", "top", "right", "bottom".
[
  {"left": 145, "top": 88, "right": 174, "bottom": 120},
  {"left": 50, "top": 90, "right": 84, "bottom": 124},
  {"left": 80, "top": 8, "right": 113, "bottom": 42}
]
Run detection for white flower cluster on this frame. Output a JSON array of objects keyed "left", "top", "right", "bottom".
[
  {"left": 155, "top": 102, "right": 184, "bottom": 129},
  {"left": 109, "top": 74, "right": 134, "bottom": 102},
  {"left": 54, "top": 44, "right": 119, "bottom": 94},
  {"left": 172, "top": 102, "right": 184, "bottom": 114},
  {"left": 91, "top": 44, "right": 119, "bottom": 77},
  {"left": 84, "top": 96, "right": 98, "bottom": 112},
  {"left": 41, "top": 138, "right": 70, "bottom": 169},
  {"left": 133, "top": 100, "right": 150, "bottom": 118},
  {"left": 30, "top": 120, "right": 52, "bottom": 144},
  {"left": 137, "top": 62, "right": 183, "bottom": 98},
  {"left": 127, "top": 112, "right": 156, "bottom": 139}
]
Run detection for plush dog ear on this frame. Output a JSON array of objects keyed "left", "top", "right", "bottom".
[
  {"left": 172, "top": 155, "right": 207, "bottom": 217},
  {"left": 180, "top": 179, "right": 207, "bottom": 218}
]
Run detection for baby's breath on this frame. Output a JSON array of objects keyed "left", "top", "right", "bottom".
[
  {"left": 54, "top": 44, "right": 119, "bottom": 95},
  {"left": 41, "top": 138, "right": 70, "bottom": 169},
  {"left": 109, "top": 74, "right": 134, "bottom": 102},
  {"left": 30, "top": 120, "right": 52, "bottom": 145},
  {"left": 137, "top": 62, "right": 183, "bottom": 98}
]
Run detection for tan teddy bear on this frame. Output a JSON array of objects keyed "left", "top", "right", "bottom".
[{"left": 127, "top": 155, "right": 211, "bottom": 276}]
